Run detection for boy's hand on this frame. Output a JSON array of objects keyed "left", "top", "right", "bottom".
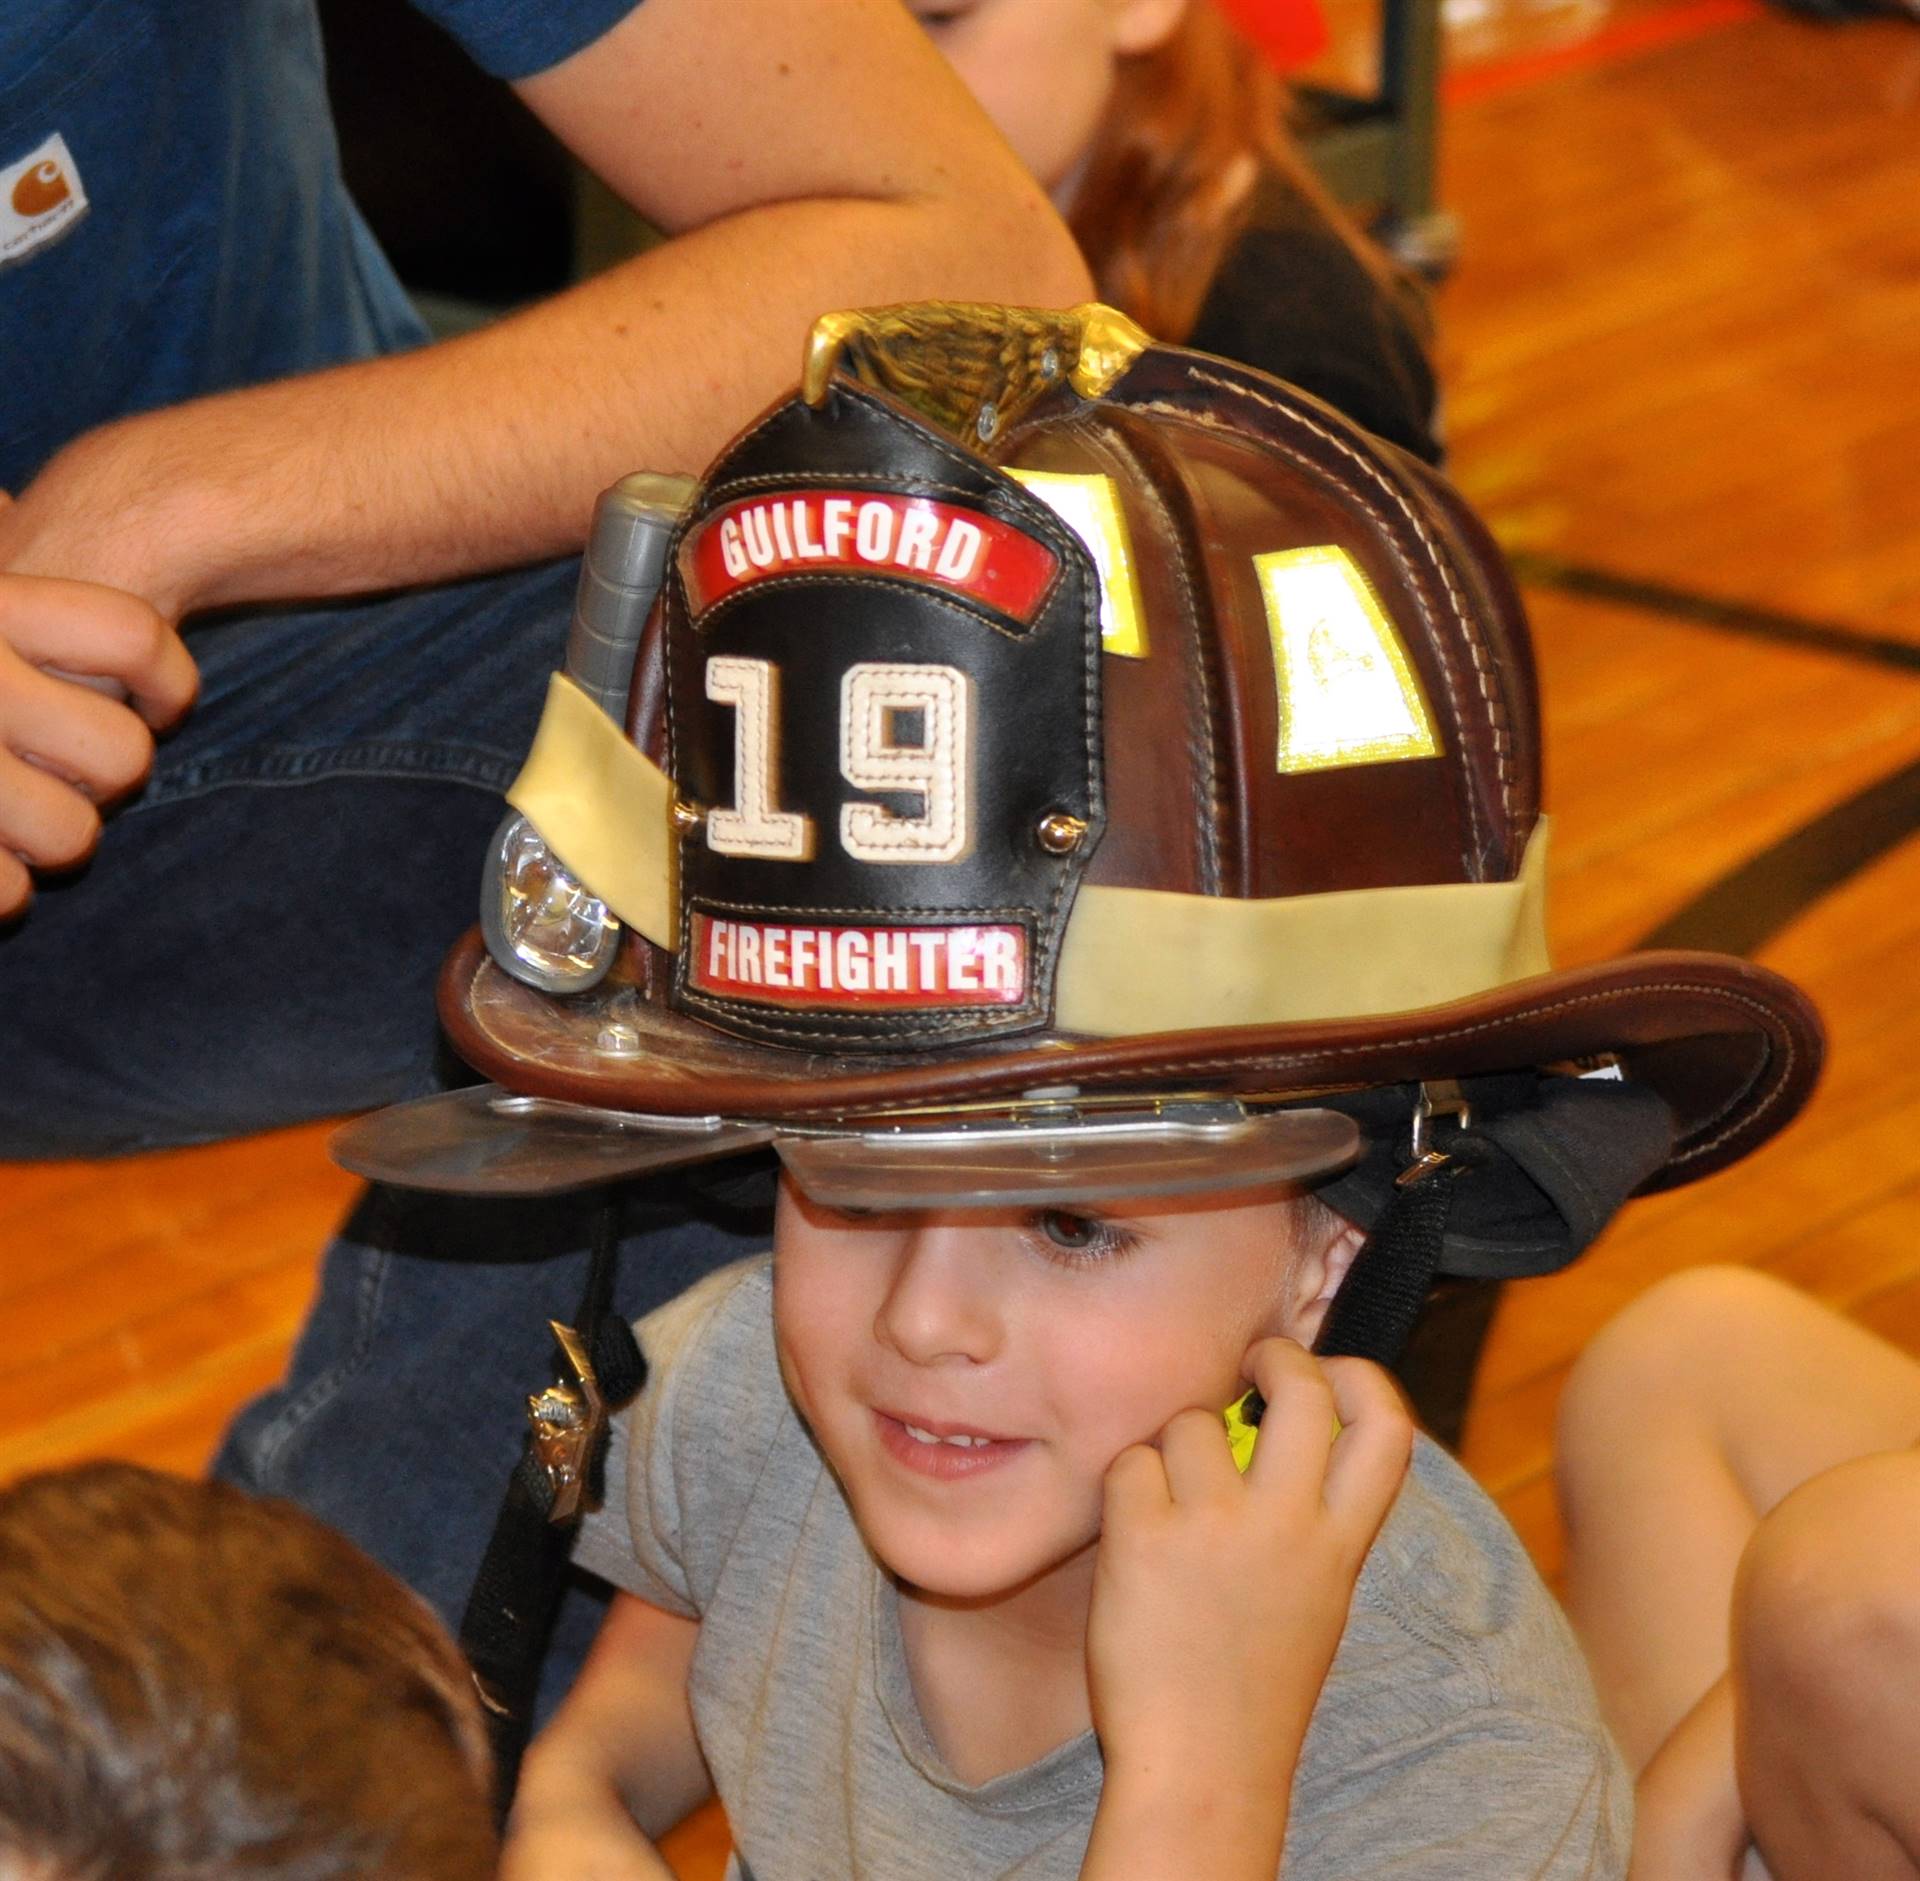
[{"left": 1087, "top": 1339, "right": 1414, "bottom": 1799}]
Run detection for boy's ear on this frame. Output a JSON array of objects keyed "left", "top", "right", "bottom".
[
  {"left": 1110, "top": 0, "right": 1188, "bottom": 57},
  {"left": 1285, "top": 1213, "right": 1369, "bottom": 1349}
]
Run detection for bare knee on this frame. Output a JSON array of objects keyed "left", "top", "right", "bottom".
[
  {"left": 1736, "top": 1452, "right": 1920, "bottom": 1708},
  {"left": 1557, "top": 1268, "right": 1788, "bottom": 1502},
  {"left": 1734, "top": 1455, "right": 1920, "bottom": 1874}
]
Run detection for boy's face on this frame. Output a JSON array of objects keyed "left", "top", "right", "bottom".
[{"left": 773, "top": 1175, "right": 1345, "bottom": 1602}]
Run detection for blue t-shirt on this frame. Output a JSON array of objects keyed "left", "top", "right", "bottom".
[{"left": 0, "top": 0, "right": 635, "bottom": 491}]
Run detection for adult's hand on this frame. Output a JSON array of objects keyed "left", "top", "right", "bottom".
[{"left": 0, "top": 519, "right": 198, "bottom": 915}]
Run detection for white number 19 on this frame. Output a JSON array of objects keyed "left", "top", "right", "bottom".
[{"left": 703, "top": 656, "right": 973, "bottom": 865}]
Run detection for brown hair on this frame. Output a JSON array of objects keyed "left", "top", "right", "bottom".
[
  {"left": 1069, "top": 2, "right": 1398, "bottom": 344},
  {"left": 0, "top": 1463, "right": 496, "bottom": 1881}
]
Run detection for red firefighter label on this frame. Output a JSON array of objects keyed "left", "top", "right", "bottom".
[
  {"left": 681, "top": 489, "right": 1058, "bottom": 624},
  {"left": 690, "top": 913, "right": 1028, "bottom": 1010}
]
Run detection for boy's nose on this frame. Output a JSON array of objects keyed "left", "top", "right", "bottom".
[{"left": 874, "top": 1226, "right": 1003, "bottom": 1367}]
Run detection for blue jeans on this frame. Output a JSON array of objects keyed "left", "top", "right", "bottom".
[
  {"left": 2, "top": 562, "right": 756, "bottom": 1716},
  {"left": 0, "top": 561, "right": 576, "bottom": 1151},
  {"left": 214, "top": 1181, "right": 766, "bottom": 1721}
]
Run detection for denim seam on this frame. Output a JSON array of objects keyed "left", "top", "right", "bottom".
[
  {"left": 137, "top": 742, "right": 520, "bottom": 811},
  {"left": 247, "top": 1243, "right": 393, "bottom": 1483}
]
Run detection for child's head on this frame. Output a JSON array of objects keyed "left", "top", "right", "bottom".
[
  {"left": 0, "top": 1463, "right": 495, "bottom": 1881},
  {"left": 774, "top": 1176, "right": 1363, "bottom": 1598},
  {"left": 907, "top": 0, "right": 1188, "bottom": 201}
]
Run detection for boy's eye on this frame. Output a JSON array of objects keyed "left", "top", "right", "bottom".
[
  {"left": 1038, "top": 1209, "right": 1101, "bottom": 1249},
  {"left": 1030, "top": 1209, "right": 1140, "bottom": 1263}
]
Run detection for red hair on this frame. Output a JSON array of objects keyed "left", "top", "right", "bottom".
[{"left": 1069, "top": 2, "right": 1393, "bottom": 344}]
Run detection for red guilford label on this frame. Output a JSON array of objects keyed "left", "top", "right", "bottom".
[
  {"left": 691, "top": 914, "right": 1028, "bottom": 1009},
  {"left": 681, "top": 490, "right": 1058, "bottom": 623}
]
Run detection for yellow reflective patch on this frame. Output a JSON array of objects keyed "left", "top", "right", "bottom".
[
  {"left": 1008, "top": 469, "right": 1148, "bottom": 658},
  {"left": 1256, "top": 545, "right": 1440, "bottom": 774},
  {"left": 506, "top": 674, "right": 678, "bottom": 949},
  {"left": 1055, "top": 820, "right": 1552, "bottom": 1035}
]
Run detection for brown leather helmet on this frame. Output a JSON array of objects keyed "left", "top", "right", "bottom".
[{"left": 342, "top": 304, "right": 1820, "bottom": 1338}]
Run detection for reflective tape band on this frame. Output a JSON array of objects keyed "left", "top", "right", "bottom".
[
  {"left": 506, "top": 673, "right": 678, "bottom": 948},
  {"left": 1053, "top": 821, "right": 1551, "bottom": 1035},
  {"left": 504, "top": 676, "right": 1553, "bottom": 1034}
]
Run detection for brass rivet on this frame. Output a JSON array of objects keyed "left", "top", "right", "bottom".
[
  {"left": 669, "top": 798, "right": 705, "bottom": 835},
  {"left": 1036, "top": 812, "right": 1088, "bottom": 855}
]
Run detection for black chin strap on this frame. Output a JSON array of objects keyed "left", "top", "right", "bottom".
[
  {"left": 1312, "top": 1143, "right": 1475, "bottom": 1365},
  {"left": 1314, "top": 1081, "right": 1493, "bottom": 1369},
  {"left": 460, "top": 1191, "right": 646, "bottom": 1817}
]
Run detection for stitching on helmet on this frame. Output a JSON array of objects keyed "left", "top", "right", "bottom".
[
  {"left": 691, "top": 472, "right": 1071, "bottom": 627},
  {"left": 691, "top": 898, "right": 1037, "bottom": 921},
  {"left": 1150, "top": 369, "right": 1510, "bottom": 860},
  {"left": 1098, "top": 421, "right": 1223, "bottom": 896},
  {"left": 709, "top": 388, "right": 1011, "bottom": 494},
  {"left": 837, "top": 664, "right": 966, "bottom": 859},
  {"left": 689, "top": 573, "right": 1037, "bottom": 644},
  {"left": 1127, "top": 396, "right": 1483, "bottom": 864},
  {"left": 1053, "top": 980, "right": 1795, "bottom": 1165},
  {"left": 678, "top": 994, "right": 1043, "bottom": 1041},
  {"left": 697, "top": 386, "right": 1085, "bottom": 583},
  {"left": 739, "top": 980, "right": 1798, "bottom": 1164},
  {"left": 1182, "top": 366, "right": 1509, "bottom": 841}
]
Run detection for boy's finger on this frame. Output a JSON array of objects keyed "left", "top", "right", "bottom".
[
  {"left": 1319, "top": 1357, "right": 1414, "bottom": 1533},
  {"left": 1101, "top": 1441, "right": 1171, "bottom": 1529},
  {"left": 1158, "top": 1404, "right": 1242, "bottom": 1504},
  {"left": 1241, "top": 1336, "right": 1338, "bottom": 1498}
]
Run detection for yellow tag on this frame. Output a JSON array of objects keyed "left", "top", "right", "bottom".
[
  {"left": 1008, "top": 469, "right": 1148, "bottom": 658},
  {"left": 1224, "top": 1388, "right": 1262, "bottom": 1474},
  {"left": 1255, "top": 544, "right": 1439, "bottom": 774},
  {"left": 1223, "top": 1387, "right": 1343, "bottom": 1473}
]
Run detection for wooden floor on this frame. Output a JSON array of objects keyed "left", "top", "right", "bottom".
[{"left": 7, "top": 8, "right": 1920, "bottom": 1872}]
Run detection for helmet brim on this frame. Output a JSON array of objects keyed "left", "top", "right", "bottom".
[{"left": 438, "top": 926, "right": 1821, "bottom": 1195}]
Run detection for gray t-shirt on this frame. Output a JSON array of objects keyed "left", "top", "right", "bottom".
[{"left": 576, "top": 1258, "right": 1629, "bottom": 1879}]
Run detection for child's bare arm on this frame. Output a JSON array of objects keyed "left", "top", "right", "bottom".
[
  {"left": 500, "top": 1591, "right": 712, "bottom": 1880},
  {"left": 1629, "top": 1676, "right": 1749, "bottom": 1881},
  {"left": 1080, "top": 1341, "right": 1413, "bottom": 1879}
]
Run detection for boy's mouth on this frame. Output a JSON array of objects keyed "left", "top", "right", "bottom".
[{"left": 872, "top": 1408, "right": 1029, "bottom": 1478}]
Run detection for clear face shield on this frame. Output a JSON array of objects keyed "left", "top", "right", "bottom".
[{"left": 331, "top": 1086, "right": 1361, "bottom": 1208}]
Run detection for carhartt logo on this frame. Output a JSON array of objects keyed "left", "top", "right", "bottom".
[
  {"left": 1, "top": 134, "right": 88, "bottom": 269},
  {"left": 10, "top": 159, "right": 68, "bottom": 218}
]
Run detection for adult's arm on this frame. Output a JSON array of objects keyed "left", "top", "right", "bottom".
[{"left": 0, "top": 0, "right": 1090, "bottom": 621}]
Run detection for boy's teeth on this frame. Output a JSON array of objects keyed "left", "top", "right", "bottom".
[{"left": 903, "top": 1422, "right": 989, "bottom": 1447}]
